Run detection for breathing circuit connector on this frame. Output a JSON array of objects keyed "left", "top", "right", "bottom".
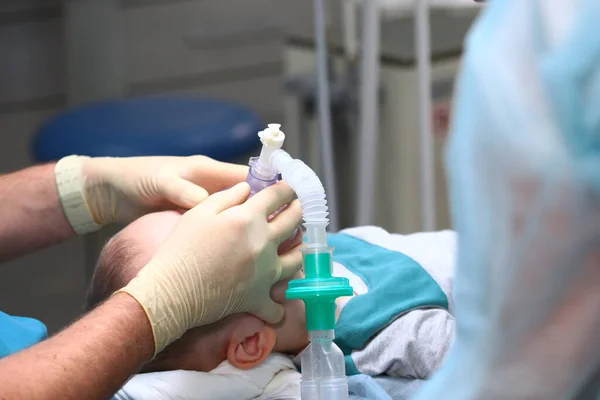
[
  {"left": 245, "top": 123, "right": 284, "bottom": 196},
  {"left": 246, "top": 157, "right": 278, "bottom": 197},
  {"left": 246, "top": 123, "right": 353, "bottom": 399},
  {"left": 286, "top": 247, "right": 352, "bottom": 331},
  {"left": 286, "top": 247, "right": 352, "bottom": 400}
]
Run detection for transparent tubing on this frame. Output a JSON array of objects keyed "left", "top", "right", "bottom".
[
  {"left": 270, "top": 149, "right": 329, "bottom": 248},
  {"left": 300, "top": 331, "right": 348, "bottom": 400}
]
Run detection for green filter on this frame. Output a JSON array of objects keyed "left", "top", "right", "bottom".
[
  {"left": 286, "top": 248, "right": 353, "bottom": 331},
  {"left": 303, "top": 299, "right": 337, "bottom": 330},
  {"left": 304, "top": 251, "right": 332, "bottom": 278}
]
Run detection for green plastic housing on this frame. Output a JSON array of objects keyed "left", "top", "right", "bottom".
[{"left": 285, "top": 247, "right": 353, "bottom": 331}]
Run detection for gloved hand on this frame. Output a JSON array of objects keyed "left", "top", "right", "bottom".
[
  {"left": 117, "top": 181, "right": 304, "bottom": 354},
  {"left": 54, "top": 155, "right": 248, "bottom": 234}
]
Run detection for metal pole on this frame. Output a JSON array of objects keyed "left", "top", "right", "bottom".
[
  {"left": 356, "top": 0, "right": 381, "bottom": 226},
  {"left": 342, "top": 0, "right": 358, "bottom": 61},
  {"left": 415, "top": 0, "right": 436, "bottom": 231},
  {"left": 313, "top": 0, "right": 340, "bottom": 231}
]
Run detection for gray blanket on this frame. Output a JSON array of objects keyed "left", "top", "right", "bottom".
[{"left": 348, "top": 375, "right": 424, "bottom": 400}]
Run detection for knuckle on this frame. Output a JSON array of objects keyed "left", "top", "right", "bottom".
[
  {"left": 156, "top": 164, "right": 174, "bottom": 179},
  {"left": 249, "top": 240, "right": 272, "bottom": 263},
  {"left": 224, "top": 210, "right": 274, "bottom": 261},
  {"left": 291, "top": 201, "right": 303, "bottom": 216},
  {"left": 188, "top": 154, "right": 209, "bottom": 164},
  {"left": 270, "top": 182, "right": 290, "bottom": 198},
  {"left": 277, "top": 180, "right": 293, "bottom": 190},
  {"left": 279, "top": 182, "right": 294, "bottom": 196},
  {"left": 228, "top": 209, "right": 254, "bottom": 230},
  {"left": 249, "top": 243, "right": 263, "bottom": 261}
]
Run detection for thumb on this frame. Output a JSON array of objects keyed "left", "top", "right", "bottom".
[
  {"left": 161, "top": 177, "right": 209, "bottom": 209},
  {"left": 254, "top": 299, "right": 285, "bottom": 325}
]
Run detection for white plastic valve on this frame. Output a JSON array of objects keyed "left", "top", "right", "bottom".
[
  {"left": 254, "top": 123, "right": 286, "bottom": 181},
  {"left": 258, "top": 123, "right": 286, "bottom": 149}
]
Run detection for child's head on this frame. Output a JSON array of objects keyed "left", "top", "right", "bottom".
[{"left": 86, "top": 210, "right": 309, "bottom": 373}]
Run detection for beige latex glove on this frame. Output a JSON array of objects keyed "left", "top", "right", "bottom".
[
  {"left": 54, "top": 155, "right": 248, "bottom": 234},
  {"left": 117, "top": 181, "right": 304, "bottom": 355}
]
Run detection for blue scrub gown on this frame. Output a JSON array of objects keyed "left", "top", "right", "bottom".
[{"left": 0, "top": 310, "right": 47, "bottom": 358}]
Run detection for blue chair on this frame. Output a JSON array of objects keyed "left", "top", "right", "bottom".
[
  {"left": 33, "top": 96, "right": 262, "bottom": 162},
  {"left": 32, "top": 96, "right": 262, "bottom": 282}
]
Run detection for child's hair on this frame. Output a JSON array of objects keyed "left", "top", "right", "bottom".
[
  {"left": 85, "top": 232, "right": 218, "bottom": 373},
  {"left": 85, "top": 234, "right": 140, "bottom": 311}
]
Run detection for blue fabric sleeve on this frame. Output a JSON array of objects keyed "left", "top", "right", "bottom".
[{"left": 0, "top": 311, "right": 47, "bottom": 358}]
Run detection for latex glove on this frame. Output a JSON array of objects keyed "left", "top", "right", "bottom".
[
  {"left": 54, "top": 155, "right": 247, "bottom": 234},
  {"left": 117, "top": 181, "right": 304, "bottom": 354}
]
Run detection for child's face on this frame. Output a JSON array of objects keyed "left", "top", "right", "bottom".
[
  {"left": 118, "top": 210, "right": 309, "bottom": 372},
  {"left": 270, "top": 270, "right": 309, "bottom": 355}
]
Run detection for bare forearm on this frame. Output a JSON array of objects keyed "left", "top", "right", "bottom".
[
  {"left": 0, "top": 163, "right": 74, "bottom": 261},
  {"left": 0, "top": 293, "right": 154, "bottom": 400}
]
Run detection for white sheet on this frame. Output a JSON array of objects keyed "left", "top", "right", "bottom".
[{"left": 114, "top": 354, "right": 300, "bottom": 400}]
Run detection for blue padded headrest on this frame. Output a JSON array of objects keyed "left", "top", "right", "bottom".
[{"left": 32, "top": 97, "right": 262, "bottom": 162}]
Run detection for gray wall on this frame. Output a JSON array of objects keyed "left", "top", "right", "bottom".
[{"left": 0, "top": 0, "right": 313, "bottom": 333}]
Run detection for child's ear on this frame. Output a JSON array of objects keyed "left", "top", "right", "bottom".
[{"left": 226, "top": 323, "right": 276, "bottom": 370}]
